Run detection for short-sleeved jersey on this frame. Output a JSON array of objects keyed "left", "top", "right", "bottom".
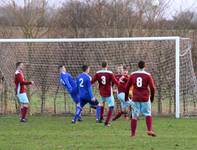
[
  {"left": 77, "top": 73, "right": 94, "bottom": 100},
  {"left": 116, "top": 74, "right": 129, "bottom": 93},
  {"left": 15, "top": 70, "right": 32, "bottom": 94},
  {"left": 59, "top": 71, "right": 78, "bottom": 94},
  {"left": 91, "top": 69, "right": 119, "bottom": 97},
  {"left": 125, "top": 70, "right": 155, "bottom": 102}
]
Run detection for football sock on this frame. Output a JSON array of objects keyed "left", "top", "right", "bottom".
[
  {"left": 20, "top": 107, "right": 24, "bottom": 119},
  {"left": 146, "top": 116, "right": 152, "bottom": 131},
  {"left": 112, "top": 111, "right": 123, "bottom": 120},
  {"left": 105, "top": 106, "right": 114, "bottom": 124},
  {"left": 131, "top": 118, "right": 137, "bottom": 136},
  {"left": 100, "top": 106, "right": 104, "bottom": 120},
  {"left": 22, "top": 107, "right": 28, "bottom": 120},
  {"left": 73, "top": 106, "right": 82, "bottom": 123},
  {"left": 96, "top": 106, "right": 100, "bottom": 120}
]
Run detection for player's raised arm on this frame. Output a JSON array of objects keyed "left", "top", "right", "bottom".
[
  {"left": 58, "top": 65, "right": 73, "bottom": 93},
  {"left": 61, "top": 74, "right": 73, "bottom": 93},
  {"left": 111, "top": 73, "right": 120, "bottom": 86}
]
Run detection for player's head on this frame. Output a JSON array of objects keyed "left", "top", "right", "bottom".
[
  {"left": 58, "top": 64, "right": 66, "bottom": 72},
  {"left": 82, "top": 65, "right": 90, "bottom": 73},
  {"left": 116, "top": 64, "right": 123, "bottom": 74},
  {"left": 122, "top": 65, "right": 129, "bottom": 75},
  {"left": 101, "top": 61, "right": 108, "bottom": 69},
  {"left": 16, "top": 62, "right": 24, "bottom": 70},
  {"left": 138, "top": 61, "right": 145, "bottom": 69}
]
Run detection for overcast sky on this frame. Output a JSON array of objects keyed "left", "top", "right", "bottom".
[
  {"left": 3, "top": 0, "right": 197, "bottom": 19},
  {"left": 169, "top": 0, "right": 197, "bottom": 15}
]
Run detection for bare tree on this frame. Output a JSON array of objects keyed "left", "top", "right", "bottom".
[
  {"left": 173, "top": 11, "right": 195, "bottom": 29},
  {"left": 1, "top": 0, "right": 56, "bottom": 113}
]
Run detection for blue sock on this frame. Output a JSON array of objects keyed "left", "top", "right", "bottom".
[
  {"left": 96, "top": 106, "right": 100, "bottom": 121},
  {"left": 72, "top": 106, "right": 82, "bottom": 123},
  {"left": 109, "top": 106, "right": 114, "bottom": 111}
]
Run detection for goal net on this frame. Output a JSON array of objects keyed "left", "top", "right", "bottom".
[{"left": 0, "top": 37, "right": 196, "bottom": 117}]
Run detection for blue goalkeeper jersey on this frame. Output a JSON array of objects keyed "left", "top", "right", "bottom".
[
  {"left": 59, "top": 71, "right": 78, "bottom": 94},
  {"left": 77, "top": 73, "right": 94, "bottom": 100}
]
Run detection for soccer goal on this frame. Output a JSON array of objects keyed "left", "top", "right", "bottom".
[{"left": 0, "top": 37, "right": 196, "bottom": 117}]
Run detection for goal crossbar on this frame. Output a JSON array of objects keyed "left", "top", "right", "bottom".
[{"left": 0, "top": 36, "right": 180, "bottom": 43}]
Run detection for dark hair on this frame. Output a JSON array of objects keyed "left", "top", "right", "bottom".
[
  {"left": 138, "top": 61, "right": 145, "bottom": 69},
  {"left": 82, "top": 65, "right": 89, "bottom": 72},
  {"left": 58, "top": 64, "right": 64, "bottom": 70},
  {"left": 101, "top": 61, "right": 108, "bottom": 68},
  {"left": 16, "top": 62, "right": 23, "bottom": 68},
  {"left": 123, "top": 65, "right": 128, "bottom": 70}
]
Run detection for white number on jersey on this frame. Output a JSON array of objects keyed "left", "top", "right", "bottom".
[
  {"left": 136, "top": 77, "right": 142, "bottom": 87},
  {"left": 79, "top": 78, "right": 84, "bottom": 87},
  {"left": 101, "top": 76, "right": 106, "bottom": 85}
]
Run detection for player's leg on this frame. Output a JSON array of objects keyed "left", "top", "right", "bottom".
[
  {"left": 112, "top": 93, "right": 125, "bottom": 121},
  {"left": 71, "top": 94, "right": 82, "bottom": 123},
  {"left": 104, "top": 95, "right": 115, "bottom": 126},
  {"left": 88, "top": 99, "right": 100, "bottom": 122},
  {"left": 17, "top": 93, "right": 29, "bottom": 122},
  {"left": 72, "top": 102, "right": 83, "bottom": 124},
  {"left": 128, "top": 106, "right": 132, "bottom": 119},
  {"left": 120, "top": 94, "right": 129, "bottom": 120},
  {"left": 99, "top": 97, "right": 106, "bottom": 123},
  {"left": 123, "top": 108, "right": 129, "bottom": 120},
  {"left": 113, "top": 93, "right": 133, "bottom": 121},
  {"left": 141, "top": 101, "right": 156, "bottom": 137},
  {"left": 130, "top": 102, "right": 140, "bottom": 137},
  {"left": 95, "top": 104, "right": 101, "bottom": 122}
]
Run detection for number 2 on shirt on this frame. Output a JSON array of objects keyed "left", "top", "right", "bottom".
[
  {"left": 79, "top": 78, "right": 84, "bottom": 87},
  {"left": 136, "top": 77, "right": 142, "bottom": 87},
  {"left": 101, "top": 76, "right": 106, "bottom": 85}
]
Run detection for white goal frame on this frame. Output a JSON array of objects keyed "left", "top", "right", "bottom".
[{"left": 0, "top": 36, "right": 181, "bottom": 118}]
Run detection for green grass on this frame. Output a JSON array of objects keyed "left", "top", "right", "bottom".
[{"left": 0, "top": 116, "right": 196, "bottom": 150}]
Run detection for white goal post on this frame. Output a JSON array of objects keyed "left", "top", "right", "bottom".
[{"left": 0, "top": 36, "right": 192, "bottom": 118}]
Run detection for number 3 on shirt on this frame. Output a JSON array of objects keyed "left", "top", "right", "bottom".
[
  {"left": 101, "top": 76, "right": 106, "bottom": 85},
  {"left": 136, "top": 77, "right": 142, "bottom": 87}
]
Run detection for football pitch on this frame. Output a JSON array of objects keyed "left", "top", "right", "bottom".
[{"left": 0, "top": 116, "right": 196, "bottom": 150}]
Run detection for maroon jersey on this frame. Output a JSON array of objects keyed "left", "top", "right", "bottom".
[
  {"left": 115, "top": 74, "right": 129, "bottom": 93},
  {"left": 91, "top": 69, "right": 119, "bottom": 97},
  {"left": 15, "top": 70, "right": 32, "bottom": 94},
  {"left": 125, "top": 70, "right": 155, "bottom": 102}
]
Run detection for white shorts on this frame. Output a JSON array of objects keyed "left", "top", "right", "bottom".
[{"left": 17, "top": 93, "right": 29, "bottom": 104}]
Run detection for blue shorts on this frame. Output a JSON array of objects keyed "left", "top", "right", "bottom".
[
  {"left": 100, "top": 95, "right": 115, "bottom": 107},
  {"left": 80, "top": 98, "right": 99, "bottom": 108},
  {"left": 132, "top": 100, "right": 151, "bottom": 118},
  {"left": 70, "top": 93, "right": 80, "bottom": 104},
  {"left": 17, "top": 93, "right": 29, "bottom": 104}
]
